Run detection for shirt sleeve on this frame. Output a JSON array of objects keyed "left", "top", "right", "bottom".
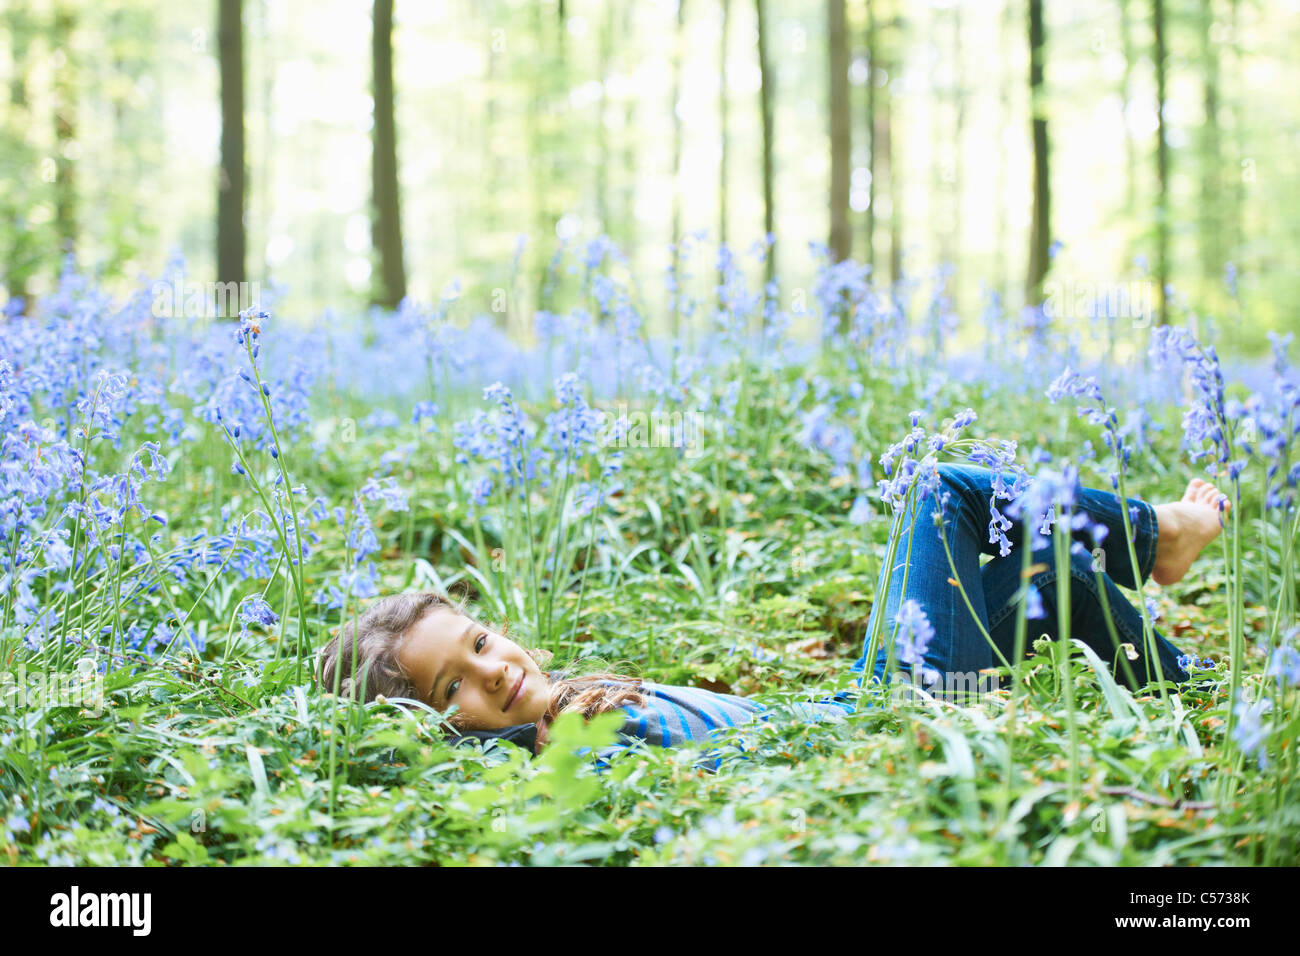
[{"left": 584, "top": 685, "right": 859, "bottom": 773}]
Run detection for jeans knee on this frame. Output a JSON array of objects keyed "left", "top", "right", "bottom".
[
  {"left": 1035, "top": 541, "right": 1095, "bottom": 574},
  {"left": 933, "top": 463, "right": 988, "bottom": 524},
  {"left": 935, "top": 461, "right": 990, "bottom": 492},
  {"left": 935, "top": 462, "right": 964, "bottom": 487}
]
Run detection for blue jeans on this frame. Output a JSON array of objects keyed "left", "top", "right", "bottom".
[{"left": 848, "top": 462, "right": 1191, "bottom": 694}]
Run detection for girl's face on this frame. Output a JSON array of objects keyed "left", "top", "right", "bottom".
[{"left": 397, "top": 607, "right": 548, "bottom": 729}]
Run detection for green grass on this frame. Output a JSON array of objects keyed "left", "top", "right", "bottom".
[{"left": 2, "top": 337, "right": 1296, "bottom": 867}]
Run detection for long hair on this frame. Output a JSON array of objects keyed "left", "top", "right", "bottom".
[{"left": 316, "top": 589, "right": 646, "bottom": 735}]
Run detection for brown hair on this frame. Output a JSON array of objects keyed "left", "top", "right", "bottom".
[{"left": 315, "top": 589, "right": 646, "bottom": 737}]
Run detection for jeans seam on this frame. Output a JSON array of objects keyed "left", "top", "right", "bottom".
[
  {"left": 987, "top": 591, "right": 1021, "bottom": 632},
  {"left": 1139, "top": 499, "right": 1158, "bottom": 584},
  {"left": 1004, "top": 563, "right": 1138, "bottom": 641},
  {"left": 1062, "top": 562, "right": 1166, "bottom": 677}
]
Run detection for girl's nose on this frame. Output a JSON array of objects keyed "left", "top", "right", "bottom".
[{"left": 478, "top": 655, "right": 508, "bottom": 689}]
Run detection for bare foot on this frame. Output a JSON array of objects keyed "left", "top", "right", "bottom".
[{"left": 1151, "top": 478, "right": 1231, "bottom": 586}]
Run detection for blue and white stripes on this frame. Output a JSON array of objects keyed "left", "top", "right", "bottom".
[{"left": 591, "top": 680, "right": 855, "bottom": 771}]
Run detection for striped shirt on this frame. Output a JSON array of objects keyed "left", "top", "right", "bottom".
[{"left": 590, "top": 680, "right": 856, "bottom": 771}]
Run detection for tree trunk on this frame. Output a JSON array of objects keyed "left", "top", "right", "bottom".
[
  {"left": 828, "top": 0, "right": 851, "bottom": 264},
  {"left": 756, "top": 0, "right": 776, "bottom": 290},
  {"left": 671, "top": 1, "right": 686, "bottom": 251},
  {"left": 1199, "top": 0, "right": 1222, "bottom": 289},
  {"left": 532, "top": 2, "right": 564, "bottom": 311},
  {"left": 483, "top": 1, "right": 500, "bottom": 239},
  {"left": 1227, "top": 0, "right": 1242, "bottom": 275},
  {"left": 530, "top": 2, "right": 547, "bottom": 310},
  {"left": 993, "top": 0, "right": 1012, "bottom": 298},
  {"left": 5, "top": 5, "right": 32, "bottom": 308},
  {"left": 1119, "top": 0, "right": 1136, "bottom": 216},
  {"left": 52, "top": 4, "right": 77, "bottom": 258},
  {"left": 884, "top": 5, "right": 902, "bottom": 285},
  {"left": 930, "top": 4, "right": 944, "bottom": 266},
  {"left": 949, "top": 4, "right": 965, "bottom": 269},
  {"left": 1026, "top": 0, "right": 1051, "bottom": 305},
  {"left": 596, "top": 0, "right": 612, "bottom": 237},
  {"left": 671, "top": 0, "right": 686, "bottom": 338},
  {"left": 719, "top": 0, "right": 730, "bottom": 252},
  {"left": 865, "top": 0, "right": 876, "bottom": 272},
  {"left": 1153, "top": 0, "right": 1169, "bottom": 325},
  {"left": 620, "top": 2, "right": 637, "bottom": 265},
  {"left": 371, "top": 0, "right": 406, "bottom": 309},
  {"left": 217, "top": 0, "right": 246, "bottom": 308}
]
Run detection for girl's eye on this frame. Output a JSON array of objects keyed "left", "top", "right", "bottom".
[{"left": 445, "top": 637, "right": 486, "bottom": 701}]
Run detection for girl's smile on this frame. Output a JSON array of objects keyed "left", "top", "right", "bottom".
[{"left": 396, "top": 607, "right": 548, "bottom": 729}]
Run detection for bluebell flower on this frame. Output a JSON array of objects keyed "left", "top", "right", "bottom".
[
  {"left": 1005, "top": 464, "right": 1082, "bottom": 551},
  {"left": 1231, "top": 696, "right": 1272, "bottom": 770},
  {"left": 359, "top": 476, "right": 409, "bottom": 512},
  {"left": 848, "top": 496, "right": 873, "bottom": 525},
  {"left": 239, "top": 596, "right": 279, "bottom": 632},
  {"left": 894, "top": 599, "right": 939, "bottom": 685},
  {"left": 1025, "top": 585, "right": 1046, "bottom": 620},
  {"left": 411, "top": 400, "right": 439, "bottom": 427},
  {"left": 469, "top": 476, "right": 493, "bottom": 508},
  {"left": 1265, "top": 627, "right": 1300, "bottom": 689}
]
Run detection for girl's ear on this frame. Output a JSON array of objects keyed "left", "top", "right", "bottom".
[{"left": 526, "top": 646, "right": 554, "bottom": 668}]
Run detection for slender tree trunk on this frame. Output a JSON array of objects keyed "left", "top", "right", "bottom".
[
  {"left": 52, "top": 4, "right": 76, "bottom": 258},
  {"left": 484, "top": 2, "right": 500, "bottom": 239},
  {"left": 217, "top": 0, "right": 246, "bottom": 306},
  {"left": 530, "top": 2, "right": 547, "bottom": 310},
  {"left": 556, "top": 0, "right": 567, "bottom": 243},
  {"left": 1026, "top": 0, "right": 1051, "bottom": 304},
  {"left": 671, "top": 1, "right": 686, "bottom": 251},
  {"left": 1199, "top": 0, "right": 1222, "bottom": 288},
  {"left": 371, "top": 0, "right": 406, "bottom": 309},
  {"left": 1153, "top": 0, "right": 1169, "bottom": 325},
  {"left": 993, "top": 0, "right": 1012, "bottom": 298},
  {"left": 620, "top": 3, "right": 637, "bottom": 265},
  {"left": 532, "top": 2, "right": 565, "bottom": 311},
  {"left": 719, "top": 0, "right": 730, "bottom": 251},
  {"left": 5, "top": 6, "right": 32, "bottom": 307},
  {"left": 885, "top": 7, "right": 902, "bottom": 285},
  {"left": 671, "top": 0, "right": 686, "bottom": 339},
  {"left": 259, "top": 4, "right": 273, "bottom": 289},
  {"left": 828, "top": 0, "right": 851, "bottom": 264},
  {"left": 1119, "top": 0, "right": 1136, "bottom": 216},
  {"left": 596, "top": 0, "right": 612, "bottom": 236},
  {"left": 756, "top": 0, "right": 776, "bottom": 290},
  {"left": 949, "top": 4, "right": 964, "bottom": 270},
  {"left": 865, "top": 0, "right": 877, "bottom": 272},
  {"left": 1227, "top": 0, "right": 1243, "bottom": 273},
  {"left": 930, "top": 4, "right": 945, "bottom": 266}
]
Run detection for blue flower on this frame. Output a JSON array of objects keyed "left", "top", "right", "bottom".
[
  {"left": 1005, "top": 464, "right": 1082, "bottom": 550},
  {"left": 238, "top": 596, "right": 279, "bottom": 634},
  {"left": 848, "top": 496, "right": 873, "bottom": 525},
  {"left": 1231, "top": 697, "right": 1272, "bottom": 770},
  {"left": 469, "top": 476, "right": 493, "bottom": 508},
  {"left": 1025, "top": 585, "right": 1046, "bottom": 620},
  {"left": 894, "top": 600, "right": 938, "bottom": 685},
  {"left": 1265, "top": 628, "right": 1300, "bottom": 689}
]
